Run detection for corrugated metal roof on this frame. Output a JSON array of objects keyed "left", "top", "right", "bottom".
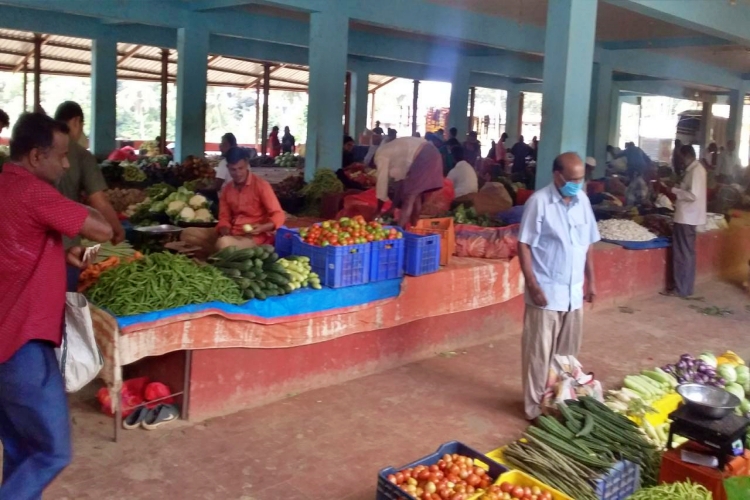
[{"left": 0, "top": 29, "right": 399, "bottom": 93}]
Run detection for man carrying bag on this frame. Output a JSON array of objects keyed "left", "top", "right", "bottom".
[{"left": 0, "top": 113, "right": 112, "bottom": 499}]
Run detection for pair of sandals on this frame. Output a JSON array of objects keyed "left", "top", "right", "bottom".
[{"left": 123, "top": 404, "right": 179, "bottom": 430}]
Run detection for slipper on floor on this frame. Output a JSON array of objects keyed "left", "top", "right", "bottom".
[
  {"left": 142, "top": 404, "right": 179, "bottom": 430},
  {"left": 123, "top": 407, "right": 148, "bottom": 430}
]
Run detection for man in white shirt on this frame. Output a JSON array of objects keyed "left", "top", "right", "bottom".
[
  {"left": 718, "top": 139, "right": 742, "bottom": 182},
  {"left": 667, "top": 145, "right": 707, "bottom": 298},
  {"left": 447, "top": 146, "right": 478, "bottom": 199},
  {"left": 517, "top": 152, "right": 600, "bottom": 420},
  {"left": 213, "top": 132, "right": 237, "bottom": 189}
]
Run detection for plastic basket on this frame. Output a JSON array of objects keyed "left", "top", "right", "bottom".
[
  {"left": 292, "top": 237, "right": 370, "bottom": 288},
  {"left": 369, "top": 231, "right": 405, "bottom": 282},
  {"left": 274, "top": 226, "right": 298, "bottom": 258},
  {"left": 494, "top": 470, "right": 573, "bottom": 500},
  {"left": 411, "top": 217, "right": 455, "bottom": 265},
  {"left": 403, "top": 232, "right": 440, "bottom": 276},
  {"left": 591, "top": 460, "right": 640, "bottom": 500},
  {"left": 376, "top": 441, "right": 508, "bottom": 500}
]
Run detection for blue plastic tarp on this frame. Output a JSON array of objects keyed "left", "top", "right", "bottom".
[
  {"left": 115, "top": 277, "right": 403, "bottom": 330},
  {"left": 601, "top": 237, "right": 671, "bottom": 250}
]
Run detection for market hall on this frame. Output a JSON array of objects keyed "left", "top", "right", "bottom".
[{"left": 0, "top": 0, "right": 750, "bottom": 499}]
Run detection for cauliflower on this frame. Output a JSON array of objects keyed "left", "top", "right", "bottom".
[
  {"left": 188, "top": 194, "right": 208, "bottom": 209},
  {"left": 193, "top": 208, "right": 212, "bottom": 222},
  {"left": 166, "top": 200, "right": 187, "bottom": 216},
  {"left": 178, "top": 206, "right": 196, "bottom": 221}
]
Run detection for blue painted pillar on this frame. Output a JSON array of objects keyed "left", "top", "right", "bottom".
[
  {"left": 348, "top": 69, "right": 369, "bottom": 139},
  {"left": 589, "top": 62, "right": 613, "bottom": 178},
  {"left": 448, "top": 67, "right": 471, "bottom": 140},
  {"left": 608, "top": 85, "right": 621, "bottom": 148},
  {"left": 537, "top": 0, "right": 598, "bottom": 188},
  {"left": 175, "top": 18, "right": 209, "bottom": 161},
  {"left": 91, "top": 33, "right": 117, "bottom": 157},
  {"left": 727, "top": 84, "right": 746, "bottom": 147},
  {"left": 305, "top": 11, "right": 349, "bottom": 180},
  {"left": 505, "top": 88, "right": 522, "bottom": 145}
]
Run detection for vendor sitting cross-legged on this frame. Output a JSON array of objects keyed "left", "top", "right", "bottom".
[{"left": 215, "top": 146, "right": 285, "bottom": 250}]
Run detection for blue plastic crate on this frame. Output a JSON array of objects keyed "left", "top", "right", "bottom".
[
  {"left": 403, "top": 232, "right": 440, "bottom": 276},
  {"left": 292, "top": 237, "right": 370, "bottom": 288},
  {"left": 376, "top": 441, "right": 508, "bottom": 500},
  {"left": 591, "top": 460, "right": 640, "bottom": 500},
  {"left": 369, "top": 229, "right": 405, "bottom": 282},
  {"left": 274, "top": 226, "right": 299, "bottom": 258}
]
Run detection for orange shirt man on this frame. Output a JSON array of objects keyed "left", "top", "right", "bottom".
[{"left": 216, "top": 147, "right": 285, "bottom": 248}]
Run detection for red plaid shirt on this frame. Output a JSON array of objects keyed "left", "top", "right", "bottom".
[{"left": 0, "top": 164, "right": 89, "bottom": 363}]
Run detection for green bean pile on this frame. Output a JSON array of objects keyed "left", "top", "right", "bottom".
[
  {"left": 87, "top": 252, "right": 244, "bottom": 316},
  {"left": 627, "top": 480, "right": 711, "bottom": 499}
]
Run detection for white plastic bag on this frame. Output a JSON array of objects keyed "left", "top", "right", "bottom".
[
  {"left": 56, "top": 292, "right": 103, "bottom": 393},
  {"left": 543, "top": 355, "right": 603, "bottom": 411}
]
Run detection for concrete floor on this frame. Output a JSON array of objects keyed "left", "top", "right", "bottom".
[{"left": 33, "top": 280, "right": 750, "bottom": 499}]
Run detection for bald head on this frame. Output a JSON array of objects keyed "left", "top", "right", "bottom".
[{"left": 553, "top": 152, "right": 584, "bottom": 178}]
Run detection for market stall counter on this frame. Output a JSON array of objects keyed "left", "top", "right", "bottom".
[{"left": 93, "top": 221, "right": 750, "bottom": 437}]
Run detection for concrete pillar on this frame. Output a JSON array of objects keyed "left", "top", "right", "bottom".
[
  {"left": 608, "top": 85, "right": 621, "bottom": 148},
  {"left": 505, "top": 88, "right": 522, "bottom": 144},
  {"left": 727, "top": 85, "right": 746, "bottom": 147},
  {"left": 348, "top": 69, "right": 369, "bottom": 139},
  {"left": 91, "top": 33, "right": 117, "bottom": 157},
  {"left": 468, "top": 86, "right": 476, "bottom": 132},
  {"left": 537, "top": 0, "right": 598, "bottom": 188},
  {"left": 305, "top": 11, "right": 349, "bottom": 180},
  {"left": 448, "top": 67, "right": 470, "bottom": 140},
  {"left": 699, "top": 102, "right": 712, "bottom": 151},
  {"left": 175, "top": 19, "right": 209, "bottom": 161},
  {"left": 588, "top": 62, "right": 613, "bottom": 178}
]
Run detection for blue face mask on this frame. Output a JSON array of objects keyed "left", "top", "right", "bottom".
[{"left": 559, "top": 180, "right": 583, "bottom": 197}]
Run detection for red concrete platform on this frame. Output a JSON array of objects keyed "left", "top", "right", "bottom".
[{"left": 124, "top": 225, "right": 750, "bottom": 422}]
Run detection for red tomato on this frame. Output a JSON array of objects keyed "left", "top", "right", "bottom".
[
  {"left": 466, "top": 474, "right": 480, "bottom": 487},
  {"left": 512, "top": 486, "right": 524, "bottom": 498},
  {"left": 499, "top": 483, "right": 514, "bottom": 493}
]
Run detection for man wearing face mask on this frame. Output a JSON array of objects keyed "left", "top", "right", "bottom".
[
  {"left": 54, "top": 101, "right": 124, "bottom": 290},
  {"left": 517, "top": 152, "right": 600, "bottom": 421}
]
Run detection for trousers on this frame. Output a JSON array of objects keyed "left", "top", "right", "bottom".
[
  {"left": 672, "top": 223, "right": 697, "bottom": 297},
  {"left": 0, "top": 341, "right": 72, "bottom": 500},
  {"left": 521, "top": 305, "right": 583, "bottom": 420}
]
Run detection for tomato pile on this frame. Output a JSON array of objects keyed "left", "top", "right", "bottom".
[
  {"left": 299, "top": 216, "right": 402, "bottom": 247},
  {"left": 478, "top": 482, "right": 553, "bottom": 500},
  {"left": 386, "top": 453, "right": 493, "bottom": 500}
]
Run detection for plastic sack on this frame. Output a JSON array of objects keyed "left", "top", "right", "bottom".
[
  {"left": 454, "top": 223, "right": 519, "bottom": 259},
  {"left": 56, "top": 292, "right": 104, "bottom": 393},
  {"left": 96, "top": 377, "right": 150, "bottom": 417},
  {"left": 337, "top": 188, "right": 390, "bottom": 221},
  {"left": 543, "top": 355, "right": 603, "bottom": 410},
  {"left": 421, "top": 178, "right": 455, "bottom": 217}
]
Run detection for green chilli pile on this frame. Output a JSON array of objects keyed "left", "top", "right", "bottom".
[
  {"left": 503, "top": 396, "right": 658, "bottom": 500},
  {"left": 300, "top": 168, "right": 343, "bottom": 202},
  {"left": 87, "top": 252, "right": 243, "bottom": 316}
]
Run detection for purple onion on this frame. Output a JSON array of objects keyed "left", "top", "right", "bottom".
[
  {"left": 677, "top": 376, "right": 686, "bottom": 383},
  {"left": 717, "top": 378, "right": 726, "bottom": 386},
  {"left": 677, "top": 360, "right": 688, "bottom": 370}
]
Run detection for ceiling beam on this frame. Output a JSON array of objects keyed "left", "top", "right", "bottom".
[
  {"left": 600, "top": 35, "right": 730, "bottom": 51},
  {"left": 13, "top": 33, "right": 48, "bottom": 71},
  {"left": 117, "top": 44, "right": 142, "bottom": 65},
  {"left": 191, "top": 0, "right": 254, "bottom": 11},
  {"left": 606, "top": 0, "right": 750, "bottom": 48},
  {"left": 369, "top": 77, "right": 396, "bottom": 93}
]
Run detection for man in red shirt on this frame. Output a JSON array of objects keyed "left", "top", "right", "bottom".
[{"left": 0, "top": 112, "right": 112, "bottom": 498}]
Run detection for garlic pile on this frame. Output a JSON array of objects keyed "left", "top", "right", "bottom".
[{"left": 597, "top": 219, "right": 658, "bottom": 242}]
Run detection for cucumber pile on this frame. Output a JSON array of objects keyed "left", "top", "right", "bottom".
[
  {"left": 278, "top": 257, "right": 321, "bottom": 290},
  {"left": 210, "top": 246, "right": 323, "bottom": 301}
]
